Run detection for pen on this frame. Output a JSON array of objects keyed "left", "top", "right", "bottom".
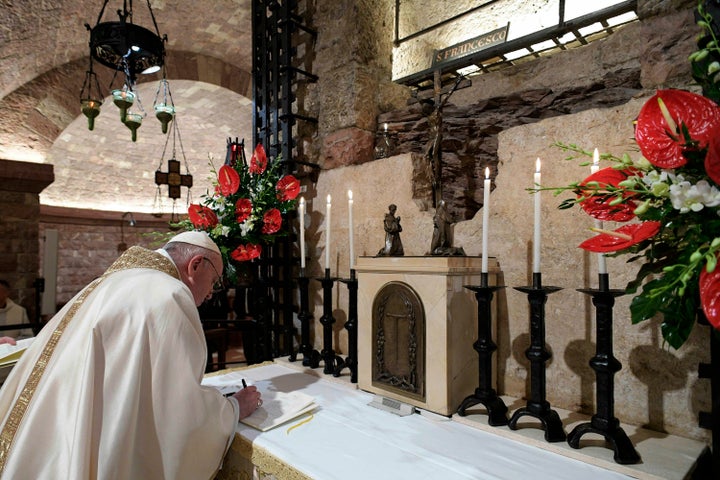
[{"left": 225, "top": 379, "right": 248, "bottom": 397}]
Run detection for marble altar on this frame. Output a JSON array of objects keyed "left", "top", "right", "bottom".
[{"left": 355, "top": 255, "right": 499, "bottom": 415}]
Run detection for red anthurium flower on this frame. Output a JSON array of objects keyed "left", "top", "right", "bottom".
[
  {"left": 577, "top": 167, "right": 639, "bottom": 222},
  {"left": 705, "top": 125, "right": 720, "bottom": 185},
  {"left": 249, "top": 143, "right": 268, "bottom": 174},
  {"left": 188, "top": 204, "right": 218, "bottom": 229},
  {"left": 261, "top": 208, "right": 282, "bottom": 234},
  {"left": 700, "top": 256, "right": 720, "bottom": 330},
  {"left": 276, "top": 175, "right": 300, "bottom": 201},
  {"left": 217, "top": 164, "right": 240, "bottom": 196},
  {"left": 635, "top": 89, "right": 720, "bottom": 169},
  {"left": 235, "top": 198, "right": 253, "bottom": 223},
  {"left": 230, "top": 243, "right": 262, "bottom": 262},
  {"left": 578, "top": 221, "right": 661, "bottom": 253}
]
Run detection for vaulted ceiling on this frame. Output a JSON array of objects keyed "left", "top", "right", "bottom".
[{"left": 1, "top": 0, "right": 256, "bottom": 213}]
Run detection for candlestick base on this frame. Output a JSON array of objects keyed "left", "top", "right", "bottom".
[
  {"left": 301, "top": 349, "right": 322, "bottom": 368},
  {"left": 567, "top": 420, "right": 640, "bottom": 465},
  {"left": 568, "top": 274, "right": 640, "bottom": 464},
  {"left": 457, "top": 276, "right": 509, "bottom": 426},
  {"left": 508, "top": 402, "right": 566, "bottom": 443},
  {"left": 457, "top": 389, "right": 509, "bottom": 427},
  {"left": 511, "top": 274, "right": 565, "bottom": 442}
]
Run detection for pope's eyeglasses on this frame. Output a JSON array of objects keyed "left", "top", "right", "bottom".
[{"left": 202, "top": 257, "right": 224, "bottom": 293}]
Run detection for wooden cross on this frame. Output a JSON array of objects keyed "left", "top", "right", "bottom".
[{"left": 155, "top": 158, "right": 193, "bottom": 199}]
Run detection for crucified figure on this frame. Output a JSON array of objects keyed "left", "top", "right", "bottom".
[{"left": 422, "top": 73, "right": 464, "bottom": 209}]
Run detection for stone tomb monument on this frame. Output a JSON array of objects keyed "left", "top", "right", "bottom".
[{"left": 356, "top": 256, "right": 499, "bottom": 416}]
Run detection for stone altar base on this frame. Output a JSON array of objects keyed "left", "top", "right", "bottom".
[
  {"left": 273, "top": 358, "right": 707, "bottom": 480},
  {"left": 454, "top": 395, "right": 707, "bottom": 480},
  {"left": 356, "top": 256, "right": 499, "bottom": 416}
]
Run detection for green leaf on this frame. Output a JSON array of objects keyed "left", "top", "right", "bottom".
[
  {"left": 626, "top": 260, "right": 665, "bottom": 294},
  {"left": 660, "top": 296, "right": 697, "bottom": 350},
  {"left": 558, "top": 198, "right": 576, "bottom": 210},
  {"left": 629, "top": 280, "right": 666, "bottom": 324}
]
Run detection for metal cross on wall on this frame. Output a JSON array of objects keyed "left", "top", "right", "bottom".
[{"left": 154, "top": 158, "right": 192, "bottom": 199}]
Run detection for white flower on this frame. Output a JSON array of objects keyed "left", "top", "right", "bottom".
[
  {"left": 669, "top": 179, "right": 720, "bottom": 213},
  {"left": 240, "top": 219, "right": 254, "bottom": 237},
  {"left": 695, "top": 180, "right": 720, "bottom": 207},
  {"left": 641, "top": 169, "right": 671, "bottom": 197}
]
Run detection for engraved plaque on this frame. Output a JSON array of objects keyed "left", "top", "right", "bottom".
[{"left": 372, "top": 281, "right": 425, "bottom": 401}]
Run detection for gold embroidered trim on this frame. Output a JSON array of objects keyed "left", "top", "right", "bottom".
[
  {"left": 106, "top": 246, "right": 180, "bottom": 280},
  {"left": 211, "top": 362, "right": 312, "bottom": 480},
  {"left": 0, "top": 276, "right": 102, "bottom": 473},
  {"left": 0, "top": 247, "right": 179, "bottom": 474},
  {"left": 230, "top": 435, "right": 313, "bottom": 480}
]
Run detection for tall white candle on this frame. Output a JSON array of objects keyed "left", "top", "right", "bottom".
[
  {"left": 482, "top": 167, "right": 491, "bottom": 273},
  {"left": 299, "top": 197, "right": 306, "bottom": 269},
  {"left": 591, "top": 148, "right": 607, "bottom": 274},
  {"left": 325, "top": 194, "right": 332, "bottom": 271},
  {"left": 348, "top": 190, "right": 354, "bottom": 270},
  {"left": 533, "top": 158, "right": 542, "bottom": 273}
]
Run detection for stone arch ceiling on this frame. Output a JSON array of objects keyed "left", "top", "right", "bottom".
[
  {"left": 1, "top": 0, "right": 255, "bottom": 213},
  {"left": 43, "top": 79, "right": 254, "bottom": 213}
]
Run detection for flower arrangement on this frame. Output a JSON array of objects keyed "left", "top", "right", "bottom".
[
  {"left": 180, "top": 141, "right": 300, "bottom": 278},
  {"left": 548, "top": 1, "right": 720, "bottom": 350},
  {"left": 552, "top": 89, "right": 720, "bottom": 349}
]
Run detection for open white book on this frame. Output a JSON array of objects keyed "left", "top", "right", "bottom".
[
  {"left": 0, "top": 337, "right": 34, "bottom": 368},
  {"left": 240, "top": 390, "right": 317, "bottom": 432}
]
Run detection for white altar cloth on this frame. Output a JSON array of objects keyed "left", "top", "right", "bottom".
[{"left": 205, "top": 363, "right": 632, "bottom": 480}]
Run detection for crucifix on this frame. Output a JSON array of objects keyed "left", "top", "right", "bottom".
[
  {"left": 155, "top": 158, "right": 193, "bottom": 199},
  {"left": 422, "top": 71, "right": 467, "bottom": 256},
  {"left": 422, "top": 71, "right": 464, "bottom": 209}
]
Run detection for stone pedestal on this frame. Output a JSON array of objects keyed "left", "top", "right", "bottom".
[{"left": 356, "top": 256, "right": 499, "bottom": 416}]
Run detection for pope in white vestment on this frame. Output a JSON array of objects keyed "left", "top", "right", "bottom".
[{"left": 0, "top": 232, "right": 260, "bottom": 479}]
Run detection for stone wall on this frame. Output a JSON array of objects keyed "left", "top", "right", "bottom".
[
  {"left": 302, "top": 0, "right": 713, "bottom": 442},
  {"left": 376, "top": 7, "right": 695, "bottom": 221},
  {"left": 380, "top": 68, "right": 643, "bottom": 219},
  {"left": 0, "top": 0, "right": 711, "bottom": 445},
  {"left": 0, "top": 160, "right": 53, "bottom": 323},
  {"left": 37, "top": 209, "right": 176, "bottom": 309},
  {"left": 312, "top": 0, "right": 408, "bottom": 168}
]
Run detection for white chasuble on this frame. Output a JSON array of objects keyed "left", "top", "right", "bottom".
[{"left": 0, "top": 247, "right": 238, "bottom": 479}]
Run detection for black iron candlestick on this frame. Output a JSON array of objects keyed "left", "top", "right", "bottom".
[
  {"left": 698, "top": 315, "right": 720, "bottom": 477},
  {"left": 317, "top": 269, "right": 342, "bottom": 374},
  {"left": 568, "top": 273, "right": 641, "bottom": 464},
  {"left": 509, "top": 272, "right": 566, "bottom": 442},
  {"left": 457, "top": 272, "right": 509, "bottom": 426},
  {"left": 294, "top": 269, "right": 320, "bottom": 367},
  {"left": 334, "top": 269, "right": 358, "bottom": 382}
]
